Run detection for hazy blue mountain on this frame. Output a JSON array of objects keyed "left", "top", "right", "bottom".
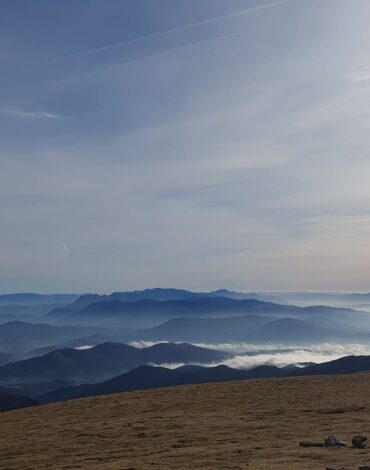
[
  {"left": 0, "top": 342, "right": 228, "bottom": 386},
  {"left": 140, "top": 315, "right": 272, "bottom": 342},
  {"left": 136, "top": 315, "right": 346, "bottom": 343},
  {"left": 48, "top": 294, "right": 370, "bottom": 333},
  {"left": 64, "top": 288, "right": 370, "bottom": 311},
  {"left": 0, "top": 303, "right": 66, "bottom": 317},
  {"left": 24, "top": 334, "right": 119, "bottom": 359},
  {"left": 0, "top": 293, "right": 79, "bottom": 305},
  {"left": 41, "top": 353, "right": 370, "bottom": 404},
  {"left": 67, "top": 289, "right": 203, "bottom": 311},
  {"left": 0, "top": 352, "right": 13, "bottom": 366},
  {"left": 253, "top": 318, "right": 334, "bottom": 342},
  {"left": 3, "top": 289, "right": 370, "bottom": 312},
  {"left": 65, "top": 288, "right": 256, "bottom": 311},
  {"left": 0, "top": 303, "right": 71, "bottom": 326},
  {"left": 260, "top": 291, "right": 370, "bottom": 308},
  {"left": 0, "top": 321, "right": 102, "bottom": 355},
  {"left": 48, "top": 297, "right": 300, "bottom": 327}
]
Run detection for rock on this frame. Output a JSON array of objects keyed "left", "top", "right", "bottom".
[
  {"left": 352, "top": 435, "right": 367, "bottom": 449},
  {"left": 324, "top": 435, "right": 347, "bottom": 448}
]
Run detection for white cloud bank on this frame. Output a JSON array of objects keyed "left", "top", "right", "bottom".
[{"left": 141, "top": 342, "right": 370, "bottom": 370}]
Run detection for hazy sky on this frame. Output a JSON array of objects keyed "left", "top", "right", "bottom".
[{"left": 1, "top": 0, "right": 370, "bottom": 293}]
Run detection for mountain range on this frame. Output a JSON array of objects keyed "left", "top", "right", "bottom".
[
  {"left": 3, "top": 348, "right": 370, "bottom": 409},
  {"left": 48, "top": 295, "right": 369, "bottom": 331},
  {"left": 65, "top": 288, "right": 253, "bottom": 311},
  {"left": 48, "top": 296, "right": 295, "bottom": 327},
  {"left": 52, "top": 288, "right": 370, "bottom": 308},
  {"left": 137, "top": 315, "right": 338, "bottom": 343},
  {"left": 0, "top": 293, "right": 79, "bottom": 305},
  {"left": 0, "top": 342, "right": 228, "bottom": 388},
  {"left": 41, "top": 363, "right": 291, "bottom": 403},
  {"left": 0, "top": 321, "right": 105, "bottom": 355},
  {"left": 40, "top": 354, "right": 370, "bottom": 404},
  {"left": 2, "top": 287, "right": 370, "bottom": 411}
]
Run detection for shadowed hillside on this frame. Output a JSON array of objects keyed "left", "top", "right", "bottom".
[
  {"left": 0, "top": 342, "right": 227, "bottom": 388},
  {"left": 0, "top": 392, "right": 38, "bottom": 412},
  {"left": 40, "top": 364, "right": 294, "bottom": 403},
  {"left": 2, "top": 373, "right": 370, "bottom": 469},
  {"left": 38, "top": 353, "right": 370, "bottom": 404}
]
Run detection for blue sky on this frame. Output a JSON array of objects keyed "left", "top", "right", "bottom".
[{"left": 1, "top": 0, "right": 370, "bottom": 293}]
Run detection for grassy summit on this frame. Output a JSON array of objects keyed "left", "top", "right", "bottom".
[{"left": 1, "top": 373, "right": 370, "bottom": 469}]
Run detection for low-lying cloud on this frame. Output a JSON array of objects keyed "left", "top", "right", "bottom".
[{"left": 141, "top": 342, "right": 370, "bottom": 370}]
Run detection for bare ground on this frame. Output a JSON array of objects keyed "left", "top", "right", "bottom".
[{"left": 1, "top": 373, "right": 370, "bottom": 469}]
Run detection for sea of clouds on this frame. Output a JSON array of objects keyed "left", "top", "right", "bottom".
[{"left": 130, "top": 340, "right": 370, "bottom": 370}]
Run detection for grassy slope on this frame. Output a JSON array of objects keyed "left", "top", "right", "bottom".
[{"left": 1, "top": 373, "right": 370, "bottom": 469}]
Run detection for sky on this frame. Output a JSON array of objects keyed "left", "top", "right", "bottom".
[{"left": 1, "top": 0, "right": 370, "bottom": 293}]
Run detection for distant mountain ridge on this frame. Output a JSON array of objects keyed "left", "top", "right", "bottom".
[
  {"left": 0, "top": 342, "right": 228, "bottom": 387},
  {"left": 41, "top": 354, "right": 370, "bottom": 404},
  {"left": 3, "top": 289, "right": 370, "bottom": 309},
  {"left": 49, "top": 296, "right": 308, "bottom": 327},
  {"left": 56, "top": 288, "right": 370, "bottom": 312},
  {"left": 47, "top": 295, "right": 368, "bottom": 342},
  {"left": 138, "top": 315, "right": 337, "bottom": 343},
  {"left": 0, "top": 303, "right": 68, "bottom": 320},
  {"left": 0, "top": 352, "right": 13, "bottom": 366},
  {"left": 67, "top": 288, "right": 252, "bottom": 311},
  {"left": 0, "top": 293, "right": 79, "bottom": 305},
  {"left": 0, "top": 321, "right": 107, "bottom": 355}
]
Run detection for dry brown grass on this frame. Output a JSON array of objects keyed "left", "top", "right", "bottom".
[{"left": 1, "top": 373, "right": 370, "bottom": 469}]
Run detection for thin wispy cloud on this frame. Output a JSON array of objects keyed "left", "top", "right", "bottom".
[
  {"left": 64, "top": 0, "right": 289, "bottom": 60},
  {"left": 58, "top": 0, "right": 290, "bottom": 83},
  {"left": 351, "top": 72, "right": 370, "bottom": 83},
  {"left": 61, "top": 28, "right": 254, "bottom": 83},
  {"left": 0, "top": 108, "right": 61, "bottom": 119},
  {"left": 2, "top": 0, "right": 370, "bottom": 292}
]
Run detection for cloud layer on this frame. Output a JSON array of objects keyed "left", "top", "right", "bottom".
[{"left": 145, "top": 342, "right": 370, "bottom": 370}]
